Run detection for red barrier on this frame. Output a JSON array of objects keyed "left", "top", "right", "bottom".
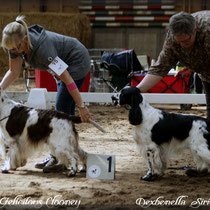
[
  {"left": 35, "top": 70, "right": 90, "bottom": 92},
  {"left": 131, "top": 73, "right": 191, "bottom": 93}
]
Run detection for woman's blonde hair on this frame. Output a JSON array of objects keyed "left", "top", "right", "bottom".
[{"left": 1, "top": 15, "right": 32, "bottom": 51}]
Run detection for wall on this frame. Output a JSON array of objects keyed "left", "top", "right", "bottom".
[
  {"left": 0, "top": 0, "right": 79, "bottom": 13},
  {"left": 91, "top": 27, "right": 166, "bottom": 60},
  {"left": 0, "top": 12, "right": 91, "bottom": 75},
  {"left": 80, "top": 0, "right": 175, "bottom": 59},
  {"left": 0, "top": 0, "right": 209, "bottom": 60},
  {"left": 90, "top": 0, "right": 209, "bottom": 59},
  {"left": 176, "top": 0, "right": 209, "bottom": 13}
]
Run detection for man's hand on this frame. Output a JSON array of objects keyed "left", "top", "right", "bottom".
[{"left": 175, "top": 68, "right": 191, "bottom": 77}]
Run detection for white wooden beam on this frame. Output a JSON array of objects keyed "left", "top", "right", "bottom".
[
  {"left": 6, "top": 91, "right": 29, "bottom": 101},
  {"left": 5, "top": 91, "right": 206, "bottom": 105},
  {"left": 143, "top": 93, "right": 206, "bottom": 104}
]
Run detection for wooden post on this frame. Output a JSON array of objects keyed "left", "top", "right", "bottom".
[
  {"left": 18, "top": 0, "right": 22, "bottom": 12},
  {"left": 40, "top": 0, "right": 46, "bottom": 12},
  {"left": 59, "top": 0, "right": 63, "bottom": 12},
  {"left": 189, "top": 0, "right": 191, "bottom": 13}
]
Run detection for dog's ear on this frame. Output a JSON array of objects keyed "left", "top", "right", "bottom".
[
  {"left": 131, "top": 89, "right": 143, "bottom": 108},
  {"left": 120, "top": 86, "right": 143, "bottom": 125},
  {"left": 129, "top": 107, "right": 142, "bottom": 125}
]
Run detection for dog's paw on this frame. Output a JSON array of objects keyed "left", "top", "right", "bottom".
[
  {"left": 1, "top": 166, "right": 9, "bottom": 173},
  {"left": 78, "top": 165, "right": 86, "bottom": 173},
  {"left": 21, "top": 159, "right": 27, "bottom": 167},
  {"left": 67, "top": 167, "right": 77, "bottom": 177},
  {"left": 140, "top": 173, "right": 159, "bottom": 181},
  {"left": 111, "top": 94, "right": 119, "bottom": 106}
]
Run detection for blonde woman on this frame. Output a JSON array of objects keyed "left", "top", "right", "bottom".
[{"left": 1, "top": 16, "right": 91, "bottom": 172}]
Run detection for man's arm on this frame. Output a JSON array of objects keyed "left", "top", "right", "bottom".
[
  {"left": 137, "top": 33, "right": 178, "bottom": 92},
  {"left": 137, "top": 74, "right": 163, "bottom": 92}
]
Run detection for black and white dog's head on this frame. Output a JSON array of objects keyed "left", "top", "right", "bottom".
[{"left": 119, "top": 86, "right": 143, "bottom": 126}]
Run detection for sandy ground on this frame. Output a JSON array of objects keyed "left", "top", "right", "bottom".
[{"left": 0, "top": 79, "right": 210, "bottom": 210}]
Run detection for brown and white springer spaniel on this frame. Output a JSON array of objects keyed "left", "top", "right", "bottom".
[{"left": 0, "top": 90, "right": 87, "bottom": 177}]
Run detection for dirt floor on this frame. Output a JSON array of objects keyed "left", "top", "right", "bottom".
[{"left": 0, "top": 79, "right": 210, "bottom": 210}]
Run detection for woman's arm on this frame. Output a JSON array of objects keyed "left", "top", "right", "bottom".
[
  {"left": 55, "top": 69, "right": 91, "bottom": 122},
  {"left": 0, "top": 57, "right": 23, "bottom": 90},
  {"left": 58, "top": 70, "right": 84, "bottom": 106}
]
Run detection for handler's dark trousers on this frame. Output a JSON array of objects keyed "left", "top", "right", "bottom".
[{"left": 55, "top": 77, "right": 86, "bottom": 115}]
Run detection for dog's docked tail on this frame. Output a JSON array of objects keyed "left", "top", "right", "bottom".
[{"left": 68, "top": 116, "right": 82, "bottom": 124}]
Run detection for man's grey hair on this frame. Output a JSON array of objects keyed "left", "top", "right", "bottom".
[{"left": 169, "top": 11, "right": 196, "bottom": 36}]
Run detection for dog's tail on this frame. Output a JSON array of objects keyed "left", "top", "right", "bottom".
[{"left": 68, "top": 116, "right": 82, "bottom": 124}]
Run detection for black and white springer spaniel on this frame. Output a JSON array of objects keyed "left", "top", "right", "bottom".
[
  {"left": 0, "top": 90, "right": 87, "bottom": 177},
  {"left": 118, "top": 86, "right": 210, "bottom": 181}
]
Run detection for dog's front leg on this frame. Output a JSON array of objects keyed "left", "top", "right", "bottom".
[
  {"left": 1, "top": 157, "right": 11, "bottom": 173},
  {"left": 141, "top": 149, "right": 159, "bottom": 181},
  {"left": 7, "top": 143, "right": 22, "bottom": 171},
  {"left": 67, "top": 155, "right": 78, "bottom": 177},
  {"left": 1, "top": 145, "right": 11, "bottom": 173},
  {"left": 1, "top": 144, "right": 11, "bottom": 173},
  {"left": 77, "top": 146, "right": 87, "bottom": 173}
]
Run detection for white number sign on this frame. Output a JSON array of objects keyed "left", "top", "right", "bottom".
[
  {"left": 86, "top": 154, "right": 115, "bottom": 180},
  {"left": 48, "top": 56, "right": 68, "bottom": 76}
]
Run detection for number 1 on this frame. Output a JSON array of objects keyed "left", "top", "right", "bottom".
[{"left": 107, "top": 156, "right": 112, "bottom": 172}]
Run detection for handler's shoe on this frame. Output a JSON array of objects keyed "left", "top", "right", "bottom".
[
  {"left": 35, "top": 155, "right": 57, "bottom": 169},
  {"left": 185, "top": 168, "right": 209, "bottom": 177},
  {"left": 43, "top": 164, "right": 66, "bottom": 173}
]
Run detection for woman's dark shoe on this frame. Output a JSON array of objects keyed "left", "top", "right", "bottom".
[{"left": 43, "top": 164, "right": 66, "bottom": 173}]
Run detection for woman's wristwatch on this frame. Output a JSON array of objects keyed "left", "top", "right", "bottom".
[{"left": 77, "top": 102, "right": 86, "bottom": 109}]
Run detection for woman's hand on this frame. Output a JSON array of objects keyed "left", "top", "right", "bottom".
[
  {"left": 78, "top": 106, "right": 91, "bottom": 122},
  {"left": 55, "top": 70, "right": 92, "bottom": 122}
]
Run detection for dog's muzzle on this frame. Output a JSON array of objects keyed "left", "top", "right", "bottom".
[
  {"left": 112, "top": 93, "right": 131, "bottom": 110},
  {"left": 111, "top": 94, "right": 119, "bottom": 106}
]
